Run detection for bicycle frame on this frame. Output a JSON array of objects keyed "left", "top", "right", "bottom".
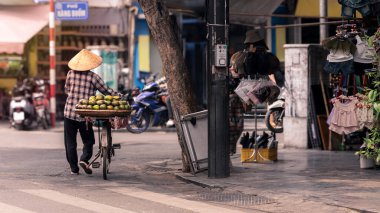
[{"left": 87, "top": 119, "right": 113, "bottom": 180}]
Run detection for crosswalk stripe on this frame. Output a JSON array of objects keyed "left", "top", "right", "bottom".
[
  {"left": 108, "top": 187, "right": 245, "bottom": 213},
  {"left": 20, "top": 189, "right": 136, "bottom": 213},
  {"left": 0, "top": 202, "right": 36, "bottom": 213}
]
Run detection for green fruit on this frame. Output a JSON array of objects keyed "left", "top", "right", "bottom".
[
  {"left": 95, "top": 94, "right": 104, "bottom": 100},
  {"left": 114, "top": 106, "right": 119, "bottom": 110},
  {"left": 107, "top": 105, "right": 113, "bottom": 110},
  {"left": 125, "top": 105, "right": 131, "bottom": 110},
  {"left": 113, "top": 96, "right": 120, "bottom": 100},
  {"left": 89, "top": 96, "right": 96, "bottom": 101},
  {"left": 96, "top": 100, "right": 104, "bottom": 105},
  {"left": 112, "top": 101, "right": 119, "bottom": 106},
  {"left": 79, "top": 99, "right": 88, "bottom": 105},
  {"left": 104, "top": 100, "right": 111, "bottom": 105},
  {"left": 93, "top": 105, "right": 100, "bottom": 110},
  {"left": 105, "top": 95, "right": 113, "bottom": 101},
  {"left": 88, "top": 100, "right": 96, "bottom": 105},
  {"left": 119, "top": 105, "right": 125, "bottom": 110},
  {"left": 87, "top": 105, "right": 93, "bottom": 109},
  {"left": 100, "top": 104, "right": 107, "bottom": 109},
  {"left": 119, "top": 100, "right": 127, "bottom": 105}
]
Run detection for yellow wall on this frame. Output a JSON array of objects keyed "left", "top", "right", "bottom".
[
  {"left": 275, "top": 28, "right": 286, "bottom": 62},
  {"left": 0, "top": 78, "right": 17, "bottom": 93},
  {"left": 27, "top": 37, "right": 38, "bottom": 77},
  {"left": 295, "top": 0, "right": 362, "bottom": 18},
  {"left": 138, "top": 35, "right": 151, "bottom": 73}
]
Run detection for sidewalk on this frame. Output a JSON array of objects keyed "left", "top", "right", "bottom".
[{"left": 1, "top": 119, "right": 379, "bottom": 212}]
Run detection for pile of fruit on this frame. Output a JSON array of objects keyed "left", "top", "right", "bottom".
[{"left": 76, "top": 94, "right": 131, "bottom": 110}]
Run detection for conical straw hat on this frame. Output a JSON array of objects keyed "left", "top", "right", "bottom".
[{"left": 68, "top": 49, "right": 103, "bottom": 71}]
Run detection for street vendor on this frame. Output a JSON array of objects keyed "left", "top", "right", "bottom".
[{"left": 64, "top": 49, "right": 122, "bottom": 175}]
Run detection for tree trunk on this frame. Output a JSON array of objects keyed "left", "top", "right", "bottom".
[{"left": 137, "top": 0, "right": 197, "bottom": 172}]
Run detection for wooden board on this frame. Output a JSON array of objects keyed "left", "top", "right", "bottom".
[{"left": 317, "top": 115, "right": 329, "bottom": 150}]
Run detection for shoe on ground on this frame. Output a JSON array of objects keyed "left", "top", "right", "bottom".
[
  {"left": 166, "top": 119, "right": 175, "bottom": 127},
  {"left": 79, "top": 161, "right": 92, "bottom": 174},
  {"left": 71, "top": 171, "right": 79, "bottom": 175}
]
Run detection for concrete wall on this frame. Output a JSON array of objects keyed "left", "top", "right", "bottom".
[
  {"left": 283, "top": 44, "right": 327, "bottom": 149},
  {"left": 283, "top": 44, "right": 310, "bottom": 148}
]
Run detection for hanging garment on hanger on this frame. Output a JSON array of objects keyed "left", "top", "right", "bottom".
[
  {"left": 328, "top": 97, "right": 360, "bottom": 134},
  {"left": 324, "top": 60, "right": 354, "bottom": 75},
  {"left": 340, "top": 0, "right": 372, "bottom": 18},
  {"left": 324, "top": 37, "right": 357, "bottom": 62},
  {"left": 353, "top": 62, "right": 373, "bottom": 75},
  {"left": 353, "top": 35, "right": 375, "bottom": 64}
]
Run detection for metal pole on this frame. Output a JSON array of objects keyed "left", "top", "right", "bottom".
[
  {"left": 320, "top": 0, "right": 328, "bottom": 41},
  {"left": 49, "top": 0, "right": 56, "bottom": 127},
  {"left": 128, "top": 6, "right": 138, "bottom": 89},
  {"left": 207, "top": 0, "right": 230, "bottom": 178}
]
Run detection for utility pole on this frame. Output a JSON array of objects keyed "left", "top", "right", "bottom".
[
  {"left": 49, "top": 0, "right": 56, "bottom": 127},
  {"left": 320, "top": 0, "right": 328, "bottom": 42},
  {"left": 207, "top": 0, "right": 230, "bottom": 178}
]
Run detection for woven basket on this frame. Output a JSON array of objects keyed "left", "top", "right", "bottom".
[{"left": 75, "top": 109, "right": 131, "bottom": 118}]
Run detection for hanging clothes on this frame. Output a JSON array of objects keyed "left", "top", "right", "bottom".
[
  {"left": 329, "top": 97, "right": 360, "bottom": 134},
  {"left": 323, "top": 37, "right": 357, "bottom": 63},
  {"left": 340, "top": 0, "right": 372, "bottom": 18}
]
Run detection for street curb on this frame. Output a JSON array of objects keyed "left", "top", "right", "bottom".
[
  {"left": 174, "top": 172, "right": 224, "bottom": 189},
  {"left": 47, "top": 126, "right": 177, "bottom": 133}
]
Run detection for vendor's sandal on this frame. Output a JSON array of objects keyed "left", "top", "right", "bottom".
[{"left": 79, "top": 161, "right": 92, "bottom": 174}]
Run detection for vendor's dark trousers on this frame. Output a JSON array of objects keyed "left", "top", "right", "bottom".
[{"left": 64, "top": 118, "right": 95, "bottom": 173}]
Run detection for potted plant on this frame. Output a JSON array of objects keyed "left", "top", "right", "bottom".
[
  {"left": 356, "top": 130, "right": 377, "bottom": 169},
  {"left": 355, "top": 29, "right": 380, "bottom": 168}
]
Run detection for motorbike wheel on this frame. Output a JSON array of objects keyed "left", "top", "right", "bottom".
[
  {"left": 265, "top": 108, "right": 284, "bottom": 133},
  {"left": 41, "top": 116, "right": 48, "bottom": 129},
  {"left": 14, "top": 124, "right": 24, "bottom": 131},
  {"left": 42, "top": 110, "right": 50, "bottom": 129},
  {"left": 127, "top": 110, "right": 150, "bottom": 134}
]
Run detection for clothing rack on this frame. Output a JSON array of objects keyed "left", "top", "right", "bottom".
[{"left": 245, "top": 75, "right": 275, "bottom": 163}]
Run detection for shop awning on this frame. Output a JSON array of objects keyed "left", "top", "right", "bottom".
[
  {"left": 230, "top": 0, "right": 284, "bottom": 26},
  {"left": 166, "top": 0, "right": 284, "bottom": 26},
  {"left": 295, "top": 0, "right": 362, "bottom": 18},
  {"left": 0, "top": 5, "right": 49, "bottom": 55}
]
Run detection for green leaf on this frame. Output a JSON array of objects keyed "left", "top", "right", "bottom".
[{"left": 374, "top": 103, "right": 380, "bottom": 113}]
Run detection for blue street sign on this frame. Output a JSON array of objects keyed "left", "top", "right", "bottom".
[{"left": 55, "top": 1, "right": 88, "bottom": 20}]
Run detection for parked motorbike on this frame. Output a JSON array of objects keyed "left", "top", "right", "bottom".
[
  {"left": 264, "top": 87, "right": 285, "bottom": 133},
  {"left": 9, "top": 78, "right": 50, "bottom": 130},
  {"left": 126, "top": 77, "right": 169, "bottom": 134}
]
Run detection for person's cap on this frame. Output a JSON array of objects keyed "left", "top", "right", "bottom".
[
  {"left": 68, "top": 49, "right": 103, "bottom": 71},
  {"left": 244, "top": 30, "right": 269, "bottom": 49}
]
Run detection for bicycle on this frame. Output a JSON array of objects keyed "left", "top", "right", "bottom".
[
  {"left": 86, "top": 118, "right": 121, "bottom": 180},
  {"left": 75, "top": 109, "right": 130, "bottom": 180}
]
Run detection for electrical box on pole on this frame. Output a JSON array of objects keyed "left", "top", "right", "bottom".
[
  {"left": 207, "top": 0, "right": 230, "bottom": 178},
  {"left": 215, "top": 44, "right": 227, "bottom": 67}
]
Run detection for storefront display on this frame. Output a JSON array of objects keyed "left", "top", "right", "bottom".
[
  {"left": 0, "top": 55, "right": 25, "bottom": 77},
  {"left": 322, "top": 18, "right": 380, "bottom": 167}
]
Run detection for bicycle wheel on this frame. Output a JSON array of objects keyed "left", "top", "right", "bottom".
[{"left": 102, "top": 147, "right": 109, "bottom": 180}]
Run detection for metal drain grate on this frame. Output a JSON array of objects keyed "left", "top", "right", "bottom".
[
  {"left": 144, "top": 166, "right": 176, "bottom": 173},
  {"left": 192, "top": 192, "right": 275, "bottom": 207}
]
